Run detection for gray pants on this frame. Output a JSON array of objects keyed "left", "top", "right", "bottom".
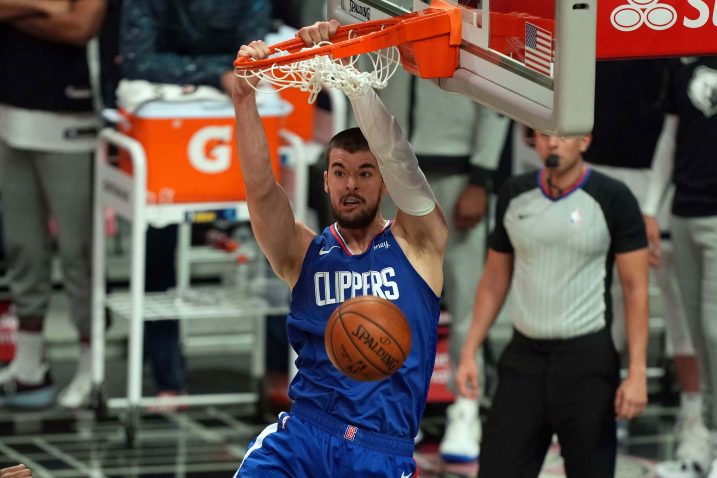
[
  {"left": 0, "top": 141, "right": 92, "bottom": 338},
  {"left": 671, "top": 214, "right": 717, "bottom": 427}
]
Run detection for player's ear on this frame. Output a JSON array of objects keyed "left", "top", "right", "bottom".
[{"left": 324, "top": 170, "right": 329, "bottom": 194}]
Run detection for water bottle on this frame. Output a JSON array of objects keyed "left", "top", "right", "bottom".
[
  {"left": 236, "top": 225, "right": 257, "bottom": 286},
  {"left": 205, "top": 229, "right": 239, "bottom": 252},
  {"left": 235, "top": 253, "right": 252, "bottom": 297}
]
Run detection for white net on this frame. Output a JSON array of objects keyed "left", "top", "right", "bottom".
[{"left": 235, "top": 41, "right": 402, "bottom": 103}]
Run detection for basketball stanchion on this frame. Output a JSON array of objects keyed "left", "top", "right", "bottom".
[
  {"left": 233, "top": 1, "right": 462, "bottom": 103},
  {"left": 325, "top": 296, "right": 411, "bottom": 382}
]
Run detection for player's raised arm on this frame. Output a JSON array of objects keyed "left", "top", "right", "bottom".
[
  {"left": 349, "top": 89, "right": 448, "bottom": 290},
  {"left": 232, "top": 41, "right": 315, "bottom": 286},
  {"left": 293, "top": 20, "right": 447, "bottom": 292}
]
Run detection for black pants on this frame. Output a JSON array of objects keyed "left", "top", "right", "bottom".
[
  {"left": 144, "top": 225, "right": 184, "bottom": 392},
  {"left": 478, "top": 328, "right": 620, "bottom": 478}
]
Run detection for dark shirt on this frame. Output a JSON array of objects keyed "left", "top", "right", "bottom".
[
  {"left": 120, "top": 0, "right": 271, "bottom": 88},
  {"left": 666, "top": 56, "right": 717, "bottom": 217},
  {"left": 0, "top": 27, "right": 93, "bottom": 112},
  {"left": 584, "top": 59, "right": 670, "bottom": 170}
]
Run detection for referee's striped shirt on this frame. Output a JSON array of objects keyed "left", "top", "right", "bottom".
[{"left": 490, "top": 168, "right": 647, "bottom": 340}]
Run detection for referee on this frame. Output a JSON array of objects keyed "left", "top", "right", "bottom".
[{"left": 456, "top": 131, "right": 649, "bottom": 478}]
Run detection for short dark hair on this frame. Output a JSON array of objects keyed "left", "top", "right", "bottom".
[{"left": 324, "top": 127, "right": 370, "bottom": 165}]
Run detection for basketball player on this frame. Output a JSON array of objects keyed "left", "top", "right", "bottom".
[
  {"left": 231, "top": 20, "right": 448, "bottom": 478},
  {"left": 456, "top": 131, "right": 649, "bottom": 477}
]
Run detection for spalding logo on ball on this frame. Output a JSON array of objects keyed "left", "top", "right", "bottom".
[{"left": 324, "top": 295, "right": 411, "bottom": 381}]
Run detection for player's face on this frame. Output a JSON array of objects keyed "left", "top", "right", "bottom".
[
  {"left": 533, "top": 131, "right": 591, "bottom": 171},
  {"left": 324, "top": 148, "right": 386, "bottom": 229}
]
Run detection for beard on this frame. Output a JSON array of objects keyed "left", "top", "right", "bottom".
[{"left": 330, "top": 200, "right": 380, "bottom": 230}]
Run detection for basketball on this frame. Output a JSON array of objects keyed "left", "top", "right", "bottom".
[{"left": 324, "top": 295, "right": 411, "bottom": 382}]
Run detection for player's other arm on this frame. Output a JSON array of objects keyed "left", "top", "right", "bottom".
[
  {"left": 456, "top": 249, "right": 513, "bottom": 399},
  {"left": 350, "top": 89, "right": 448, "bottom": 290},
  {"left": 8, "top": 0, "right": 106, "bottom": 45},
  {"left": 232, "top": 41, "right": 314, "bottom": 287}
]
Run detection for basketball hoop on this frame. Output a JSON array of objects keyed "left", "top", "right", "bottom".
[
  {"left": 234, "top": 4, "right": 462, "bottom": 103},
  {"left": 236, "top": 40, "right": 402, "bottom": 104}
]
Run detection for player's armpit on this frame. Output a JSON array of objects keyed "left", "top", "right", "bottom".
[{"left": 393, "top": 206, "right": 447, "bottom": 254}]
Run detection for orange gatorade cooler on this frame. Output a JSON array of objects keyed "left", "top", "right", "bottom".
[{"left": 118, "top": 95, "right": 292, "bottom": 204}]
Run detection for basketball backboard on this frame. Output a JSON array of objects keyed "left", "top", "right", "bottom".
[{"left": 327, "top": 0, "right": 597, "bottom": 136}]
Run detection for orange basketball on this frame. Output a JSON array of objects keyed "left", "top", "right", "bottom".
[{"left": 324, "top": 295, "right": 411, "bottom": 382}]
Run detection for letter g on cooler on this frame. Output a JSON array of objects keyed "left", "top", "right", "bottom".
[{"left": 187, "top": 125, "right": 233, "bottom": 174}]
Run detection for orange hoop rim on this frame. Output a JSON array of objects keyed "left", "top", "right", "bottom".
[{"left": 233, "top": 6, "right": 461, "bottom": 72}]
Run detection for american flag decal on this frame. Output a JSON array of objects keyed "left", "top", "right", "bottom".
[
  {"left": 344, "top": 425, "right": 358, "bottom": 441},
  {"left": 524, "top": 22, "right": 553, "bottom": 77}
]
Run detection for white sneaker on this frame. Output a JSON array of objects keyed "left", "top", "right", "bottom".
[
  {"left": 57, "top": 372, "right": 92, "bottom": 408},
  {"left": 656, "top": 461, "right": 707, "bottom": 478},
  {"left": 677, "top": 419, "right": 713, "bottom": 468},
  {"left": 706, "top": 458, "right": 717, "bottom": 478},
  {"left": 57, "top": 348, "right": 92, "bottom": 409},
  {"left": 656, "top": 418, "right": 712, "bottom": 478},
  {"left": 439, "top": 397, "right": 481, "bottom": 463}
]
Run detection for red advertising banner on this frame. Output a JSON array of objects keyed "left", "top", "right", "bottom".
[{"left": 597, "top": 0, "right": 717, "bottom": 59}]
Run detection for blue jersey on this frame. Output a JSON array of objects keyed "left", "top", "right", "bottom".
[{"left": 287, "top": 221, "right": 441, "bottom": 439}]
